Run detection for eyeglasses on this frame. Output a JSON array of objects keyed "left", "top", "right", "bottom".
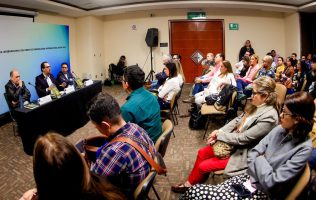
[
  {"left": 62, "top": 67, "right": 67, "bottom": 68},
  {"left": 45, "top": 66, "right": 51, "bottom": 68},
  {"left": 280, "top": 108, "right": 295, "bottom": 118},
  {"left": 252, "top": 90, "right": 262, "bottom": 96}
]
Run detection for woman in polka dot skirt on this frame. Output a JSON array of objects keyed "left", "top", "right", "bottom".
[{"left": 181, "top": 92, "right": 314, "bottom": 200}]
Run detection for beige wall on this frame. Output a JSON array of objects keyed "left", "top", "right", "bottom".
[
  {"left": 284, "top": 12, "right": 301, "bottom": 58},
  {"left": 35, "top": 9, "right": 301, "bottom": 80},
  {"left": 76, "top": 16, "right": 105, "bottom": 79},
  {"left": 103, "top": 9, "right": 289, "bottom": 76}
]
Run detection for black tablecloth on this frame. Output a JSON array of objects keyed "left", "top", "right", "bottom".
[{"left": 15, "top": 81, "right": 102, "bottom": 155}]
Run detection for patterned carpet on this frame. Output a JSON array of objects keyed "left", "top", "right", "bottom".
[{"left": 0, "top": 84, "right": 224, "bottom": 200}]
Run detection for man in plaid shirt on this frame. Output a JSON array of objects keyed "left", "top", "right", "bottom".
[{"left": 87, "top": 92, "right": 156, "bottom": 195}]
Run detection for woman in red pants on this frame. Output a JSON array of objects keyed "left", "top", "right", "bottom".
[{"left": 171, "top": 76, "right": 279, "bottom": 193}]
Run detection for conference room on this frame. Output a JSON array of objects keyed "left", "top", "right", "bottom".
[{"left": 1, "top": 1, "right": 316, "bottom": 199}]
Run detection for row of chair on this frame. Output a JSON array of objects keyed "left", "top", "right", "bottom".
[{"left": 134, "top": 119, "right": 174, "bottom": 200}]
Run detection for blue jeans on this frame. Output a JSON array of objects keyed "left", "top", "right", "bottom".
[
  {"left": 236, "top": 79, "right": 249, "bottom": 93},
  {"left": 192, "top": 83, "right": 208, "bottom": 95}
]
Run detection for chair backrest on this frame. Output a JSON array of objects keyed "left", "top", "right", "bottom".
[
  {"left": 169, "top": 92, "right": 178, "bottom": 111},
  {"left": 133, "top": 171, "right": 157, "bottom": 200},
  {"left": 228, "top": 91, "right": 237, "bottom": 109},
  {"left": 3, "top": 93, "right": 15, "bottom": 115},
  {"left": 155, "top": 119, "right": 174, "bottom": 157},
  {"left": 285, "top": 163, "right": 310, "bottom": 200},
  {"left": 301, "top": 78, "right": 307, "bottom": 91},
  {"left": 275, "top": 83, "right": 287, "bottom": 111}
]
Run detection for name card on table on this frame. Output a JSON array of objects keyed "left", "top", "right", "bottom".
[
  {"left": 84, "top": 79, "right": 93, "bottom": 87},
  {"left": 38, "top": 95, "right": 52, "bottom": 105},
  {"left": 65, "top": 85, "right": 75, "bottom": 94}
]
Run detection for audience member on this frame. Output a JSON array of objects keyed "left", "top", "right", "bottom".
[
  {"left": 236, "top": 54, "right": 260, "bottom": 98},
  {"left": 270, "top": 49, "right": 279, "bottom": 69},
  {"left": 275, "top": 56, "right": 285, "bottom": 81},
  {"left": 5, "top": 69, "right": 30, "bottom": 109},
  {"left": 56, "top": 62, "right": 74, "bottom": 88},
  {"left": 183, "top": 53, "right": 225, "bottom": 103},
  {"left": 279, "top": 57, "right": 295, "bottom": 93},
  {"left": 182, "top": 53, "right": 215, "bottom": 104},
  {"left": 306, "top": 53, "right": 312, "bottom": 70},
  {"left": 35, "top": 61, "right": 65, "bottom": 97},
  {"left": 238, "top": 55, "right": 250, "bottom": 77},
  {"left": 172, "top": 54, "right": 185, "bottom": 85},
  {"left": 116, "top": 55, "right": 126, "bottom": 76},
  {"left": 19, "top": 133, "right": 125, "bottom": 200},
  {"left": 172, "top": 76, "right": 278, "bottom": 193},
  {"left": 150, "top": 54, "right": 172, "bottom": 89},
  {"left": 256, "top": 55, "right": 275, "bottom": 79},
  {"left": 305, "top": 56, "right": 316, "bottom": 98},
  {"left": 290, "top": 52, "right": 298, "bottom": 67},
  {"left": 87, "top": 93, "right": 156, "bottom": 196},
  {"left": 194, "top": 60, "right": 236, "bottom": 106},
  {"left": 157, "top": 62, "right": 181, "bottom": 109},
  {"left": 292, "top": 60, "right": 307, "bottom": 92},
  {"left": 238, "top": 40, "right": 255, "bottom": 61},
  {"left": 121, "top": 65, "right": 162, "bottom": 143},
  {"left": 235, "top": 51, "right": 250, "bottom": 74},
  {"left": 181, "top": 91, "right": 314, "bottom": 200},
  {"left": 201, "top": 53, "right": 215, "bottom": 71}
]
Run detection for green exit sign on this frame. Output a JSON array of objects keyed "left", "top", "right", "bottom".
[
  {"left": 187, "top": 12, "right": 206, "bottom": 20},
  {"left": 229, "top": 23, "right": 239, "bottom": 30}
]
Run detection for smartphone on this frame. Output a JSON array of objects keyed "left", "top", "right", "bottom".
[{"left": 230, "top": 184, "right": 252, "bottom": 198}]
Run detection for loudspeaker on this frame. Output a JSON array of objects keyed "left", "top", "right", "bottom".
[{"left": 145, "top": 28, "right": 158, "bottom": 47}]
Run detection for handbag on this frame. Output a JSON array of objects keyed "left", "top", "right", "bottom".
[
  {"left": 82, "top": 135, "right": 167, "bottom": 175},
  {"left": 212, "top": 141, "right": 234, "bottom": 159}
]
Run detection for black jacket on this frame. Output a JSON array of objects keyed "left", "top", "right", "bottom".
[{"left": 5, "top": 80, "right": 31, "bottom": 109}]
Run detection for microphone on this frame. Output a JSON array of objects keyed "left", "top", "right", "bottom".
[
  {"left": 28, "top": 82, "right": 36, "bottom": 88},
  {"left": 28, "top": 82, "right": 46, "bottom": 95}
]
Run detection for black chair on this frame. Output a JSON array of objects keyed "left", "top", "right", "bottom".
[
  {"left": 3, "top": 93, "right": 18, "bottom": 136},
  {"left": 133, "top": 170, "right": 159, "bottom": 200}
]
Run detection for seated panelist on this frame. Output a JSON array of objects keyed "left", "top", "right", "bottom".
[
  {"left": 56, "top": 62, "right": 74, "bottom": 88},
  {"left": 35, "top": 61, "right": 66, "bottom": 98},
  {"left": 5, "top": 69, "right": 31, "bottom": 109}
]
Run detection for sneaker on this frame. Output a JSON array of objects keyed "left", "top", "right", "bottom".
[
  {"left": 183, "top": 97, "right": 194, "bottom": 103},
  {"left": 237, "top": 93, "right": 247, "bottom": 101}
]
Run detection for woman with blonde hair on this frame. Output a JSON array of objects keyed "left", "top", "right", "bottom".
[
  {"left": 172, "top": 76, "right": 279, "bottom": 193},
  {"left": 20, "top": 133, "right": 125, "bottom": 200}
]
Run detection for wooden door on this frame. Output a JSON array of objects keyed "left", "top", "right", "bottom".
[{"left": 169, "top": 20, "right": 224, "bottom": 83}]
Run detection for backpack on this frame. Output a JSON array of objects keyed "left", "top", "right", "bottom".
[
  {"left": 189, "top": 104, "right": 207, "bottom": 130},
  {"left": 205, "top": 84, "right": 236, "bottom": 111}
]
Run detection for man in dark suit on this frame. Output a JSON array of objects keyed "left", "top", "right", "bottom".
[
  {"left": 35, "top": 61, "right": 66, "bottom": 97},
  {"left": 56, "top": 62, "right": 74, "bottom": 88},
  {"left": 5, "top": 69, "right": 31, "bottom": 109}
]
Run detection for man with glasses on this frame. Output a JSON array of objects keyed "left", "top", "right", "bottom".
[
  {"left": 5, "top": 69, "right": 31, "bottom": 109},
  {"left": 35, "top": 61, "right": 65, "bottom": 97},
  {"left": 56, "top": 62, "right": 75, "bottom": 88}
]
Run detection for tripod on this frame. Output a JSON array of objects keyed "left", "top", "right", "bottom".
[{"left": 145, "top": 46, "right": 155, "bottom": 82}]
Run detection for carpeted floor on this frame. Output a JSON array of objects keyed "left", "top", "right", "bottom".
[{"left": 0, "top": 84, "right": 224, "bottom": 200}]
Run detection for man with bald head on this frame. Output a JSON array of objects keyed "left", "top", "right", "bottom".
[
  {"left": 256, "top": 55, "right": 275, "bottom": 79},
  {"left": 5, "top": 69, "right": 31, "bottom": 109}
]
